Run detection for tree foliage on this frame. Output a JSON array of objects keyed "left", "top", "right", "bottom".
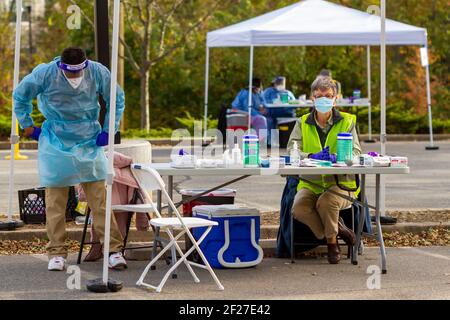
[{"left": 0, "top": 0, "right": 448, "bottom": 137}]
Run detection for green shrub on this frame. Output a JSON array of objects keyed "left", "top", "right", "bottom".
[
  {"left": 121, "top": 127, "right": 174, "bottom": 139},
  {"left": 0, "top": 114, "right": 11, "bottom": 139},
  {"left": 175, "top": 111, "right": 218, "bottom": 136},
  {"left": 352, "top": 103, "right": 450, "bottom": 135}
]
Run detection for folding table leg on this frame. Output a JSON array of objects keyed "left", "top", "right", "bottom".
[
  {"left": 150, "top": 226, "right": 159, "bottom": 271},
  {"left": 121, "top": 212, "right": 133, "bottom": 255},
  {"left": 290, "top": 209, "right": 295, "bottom": 263},
  {"left": 77, "top": 208, "right": 91, "bottom": 264},
  {"left": 352, "top": 175, "right": 366, "bottom": 265},
  {"left": 375, "top": 174, "right": 387, "bottom": 274}
]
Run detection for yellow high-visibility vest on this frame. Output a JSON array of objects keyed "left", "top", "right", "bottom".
[{"left": 298, "top": 111, "right": 358, "bottom": 195}]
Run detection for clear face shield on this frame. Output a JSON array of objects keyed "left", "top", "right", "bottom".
[{"left": 57, "top": 60, "right": 89, "bottom": 89}]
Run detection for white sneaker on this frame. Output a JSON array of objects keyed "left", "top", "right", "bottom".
[
  {"left": 48, "top": 257, "right": 66, "bottom": 271},
  {"left": 108, "top": 252, "right": 127, "bottom": 270}
]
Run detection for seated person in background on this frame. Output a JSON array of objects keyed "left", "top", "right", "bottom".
[
  {"left": 263, "top": 76, "right": 296, "bottom": 144},
  {"left": 231, "top": 78, "right": 268, "bottom": 142},
  {"left": 319, "top": 69, "right": 342, "bottom": 99},
  {"left": 287, "top": 76, "right": 361, "bottom": 265}
]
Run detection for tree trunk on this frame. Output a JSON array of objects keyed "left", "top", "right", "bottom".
[{"left": 140, "top": 69, "right": 150, "bottom": 131}]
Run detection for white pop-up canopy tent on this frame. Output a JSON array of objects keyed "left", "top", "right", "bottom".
[
  {"left": 8, "top": 0, "right": 122, "bottom": 288},
  {"left": 203, "top": 0, "right": 437, "bottom": 148}
]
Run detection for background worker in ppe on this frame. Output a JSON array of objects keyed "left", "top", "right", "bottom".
[
  {"left": 13, "top": 47, "right": 126, "bottom": 271},
  {"left": 231, "top": 78, "right": 268, "bottom": 143},
  {"left": 263, "top": 76, "right": 296, "bottom": 143},
  {"left": 287, "top": 76, "right": 361, "bottom": 264}
]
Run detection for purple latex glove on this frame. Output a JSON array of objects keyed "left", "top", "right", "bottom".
[
  {"left": 30, "top": 126, "right": 41, "bottom": 141},
  {"left": 310, "top": 146, "right": 331, "bottom": 161},
  {"left": 368, "top": 151, "right": 379, "bottom": 157},
  {"left": 96, "top": 132, "right": 109, "bottom": 147},
  {"left": 330, "top": 153, "right": 337, "bottom": 163}
]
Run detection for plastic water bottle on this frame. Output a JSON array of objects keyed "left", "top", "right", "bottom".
[
  {"left": 243, "top": 134, "right": 260, "bottom": 167},
  {"left": 231, "top": 143, "right": 242, "bottom": 166},
  {"left": 290, "top": 141, "right": 300, "bottom": 166},
  {"left": 337, "top": 133, "right": 353, "bottom": 163}
]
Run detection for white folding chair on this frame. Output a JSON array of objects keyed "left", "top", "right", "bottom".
[{"left": 131, "top": 164, "right": 224, "bottom": 293}]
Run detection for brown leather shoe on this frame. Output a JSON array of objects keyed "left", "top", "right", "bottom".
[
  {"left": 327, "top": 243, "right": 341, "bottom": 264},
  {"left": 338, "top": 217, "right": 356, "bottom": 246}
]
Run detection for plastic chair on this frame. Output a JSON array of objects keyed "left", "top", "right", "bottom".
[
  {"left": 290, "top": 175, "right": 363, "bottom": 263},
  {"left": 131, "top": 164, "right": 224, "bottom": 293}
]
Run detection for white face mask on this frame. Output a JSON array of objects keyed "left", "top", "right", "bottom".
[
  {"left": 276, "top": 85, "right": 285, "bottom": 91},
  {"left": 63, "top": 71, "right": 83, "bottom": 89}
]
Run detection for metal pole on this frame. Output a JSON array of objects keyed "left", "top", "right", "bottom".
[
  {"left": 203, "top": 47, "right": 210, "bottom": 141},
  {"left": 102, "top": 0, "right": 121, "bottom": 285},
  {"left": 95, "top": 0, "right": 110, "bottom": 130},
  {"left": 247, "top": 46, "right": 254, "bottom": 131},
  {"left": 27, "top": 5, "right": 32, "bottom": 55},
  {"left": 380, "top": 0, "right": 386, "bottom": 216},
  {"left": 365, "top": 45, "right": 375, "bottom": 143},
  {"left": 7, "top": 0, "right": 23, "bottom": 222},
  {"left": 424, "top": 37, "right": 439, "bottom": 150}
]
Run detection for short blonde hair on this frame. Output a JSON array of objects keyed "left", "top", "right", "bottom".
[{"left": 311, "top": 76, "right": 337, "bottom": 97}]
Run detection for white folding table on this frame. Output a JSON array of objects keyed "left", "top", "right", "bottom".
[{"left": 146, "top": 163, "right": 410, "bottom": 273}]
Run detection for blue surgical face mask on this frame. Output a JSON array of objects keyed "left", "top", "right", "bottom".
[{"left": 315, "top": 97, "right": 334, "bottom": 113}]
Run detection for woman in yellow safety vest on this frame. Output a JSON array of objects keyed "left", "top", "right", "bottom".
[{"left": 287, "top": 76, "right": 361, "bottom": 264}]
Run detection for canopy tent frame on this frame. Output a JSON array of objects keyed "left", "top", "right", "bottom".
[
  {"left": 6, "top": 0, "right": 23, "bottom": 226},
  {"left": 202, "top": 0, "right": 437, "bottom": 151}
]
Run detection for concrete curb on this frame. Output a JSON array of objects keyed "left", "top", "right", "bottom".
[
  {"left": 1, "top": 222, "right": 448, "bottom": 242},
  {"left": 1, "top": 134, "right": 449, "bottom": 149}
]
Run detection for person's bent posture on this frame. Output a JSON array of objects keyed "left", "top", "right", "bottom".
[
  {"left": 287, "top": 76, "right": 361, "bottom": 264},
  {"left": 14, "top": 47, "right": 127, "bottom": 271}
]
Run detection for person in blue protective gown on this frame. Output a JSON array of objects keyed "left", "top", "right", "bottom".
[
  {"left": 14, "top": 47, "right": 127, "bottom": 271},
  {"left": 263, "top": 76, "right": 297, "bottom": 141},
  {"left": 231, "top": 78, "right": 269, "bottom": 143}
]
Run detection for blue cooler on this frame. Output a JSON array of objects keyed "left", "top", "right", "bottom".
[{"left": 192, "top": 205, "right": 263, "bottom": 269}]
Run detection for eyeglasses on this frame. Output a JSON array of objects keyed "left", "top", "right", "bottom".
[{"left": 314, "top": 94, "right": 335, "bottom": 99}]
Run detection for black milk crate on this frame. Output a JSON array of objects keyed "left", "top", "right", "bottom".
[{"left": 18, "top": 187, "right": 79, "bottom": 224}]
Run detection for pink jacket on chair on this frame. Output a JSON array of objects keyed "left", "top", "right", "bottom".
[{"left": 78, "top": 152, "right": 150, "bottom": 261}]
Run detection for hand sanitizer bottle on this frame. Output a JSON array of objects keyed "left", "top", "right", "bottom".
[{"left": 290, "top": 141, "right": 300, "bottom": 166}]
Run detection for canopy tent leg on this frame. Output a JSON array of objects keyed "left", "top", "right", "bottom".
[
  {"left": 87, "top": 0, "right": 123, "bottom": 293},
  {"left": 3, "top": 0, "right": 25, "bottom": 231},
  {"left": 364, "top": 45, "right": 375, "bottom": 143},
  {"left": 203, "top": 47, "right": 210, "bottom": 141},
  {"left": 380, "top": 0, "right": 386, "bottom": 217},
  {"left": 424, "top": 41, "right": 439, "bottom": 150},
  {"left": 247, "top": 46, "right": 254, "bottom": 131}
]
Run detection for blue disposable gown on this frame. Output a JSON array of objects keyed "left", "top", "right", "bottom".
[
  {"left": 263, "top": 87, "right": 296, "bottom": 118},
  {"left": 231, "top": 89, "right": 266, "bottom": 116},
  {"left": 13, "top": 57, "right": 125, "bottom": 187},
  {"left": 263, "top": 87, "right": 296, "bottom": 104}
]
